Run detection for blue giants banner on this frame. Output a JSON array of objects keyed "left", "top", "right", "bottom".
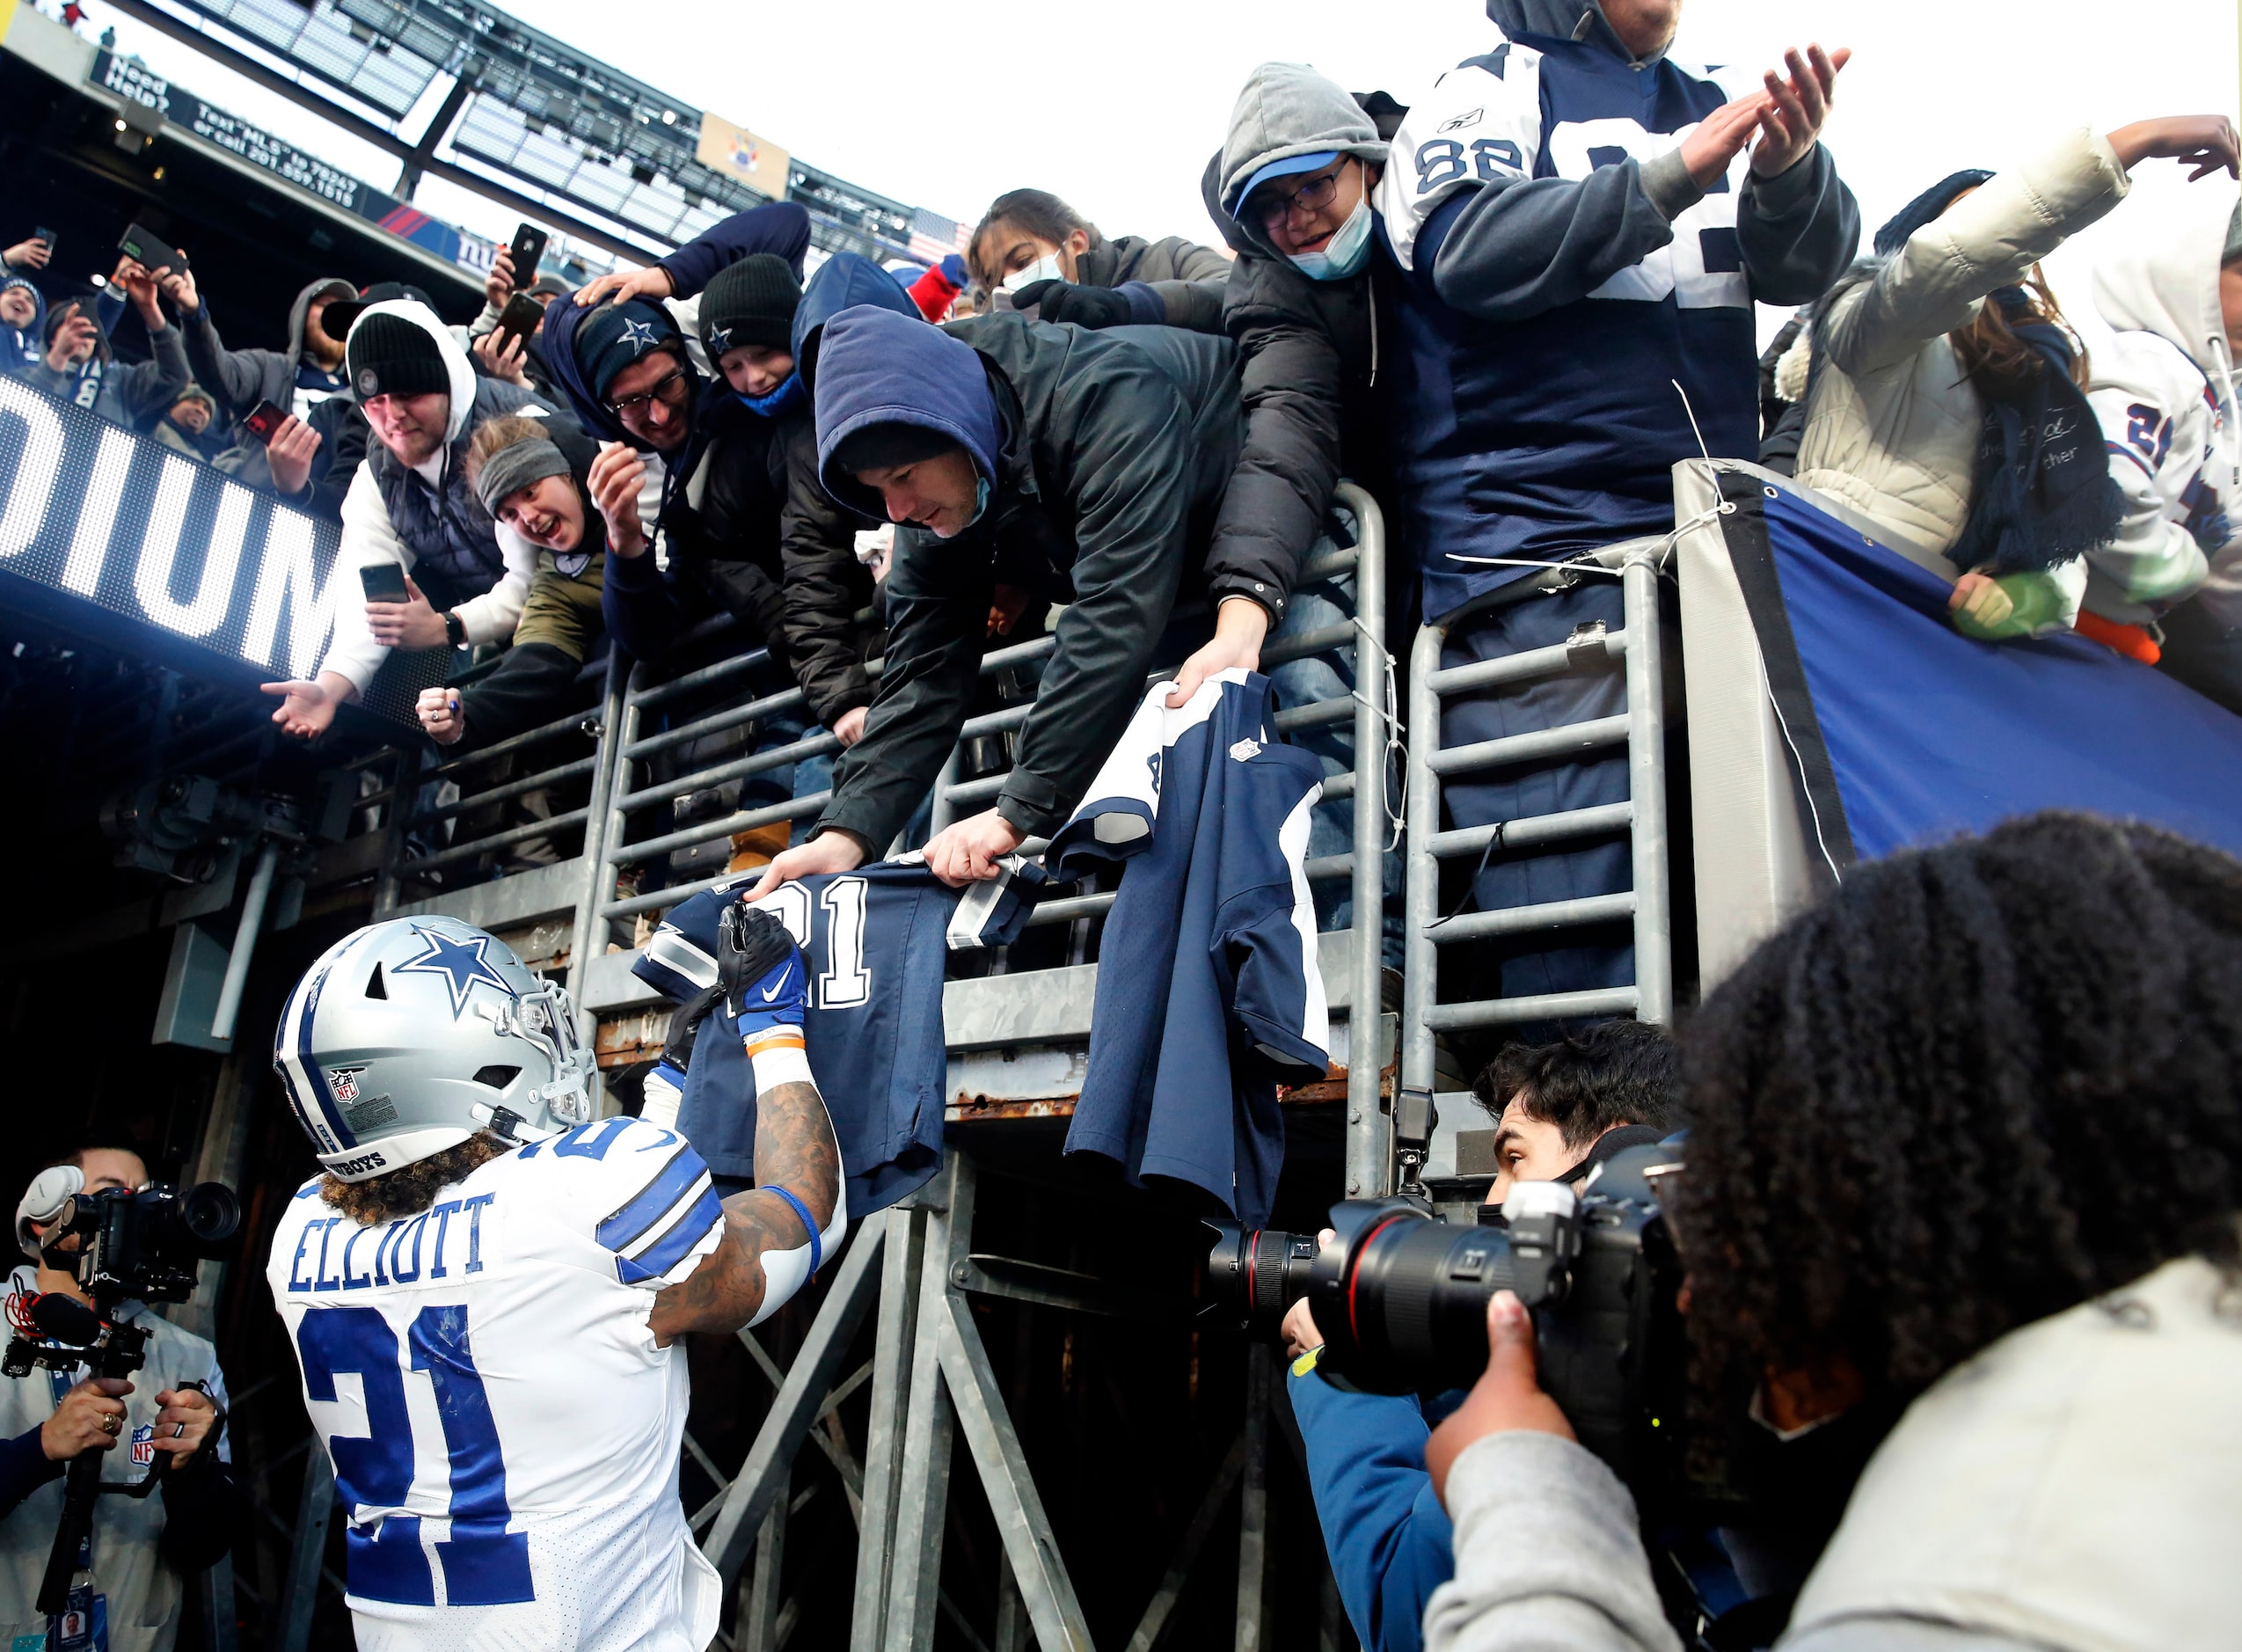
[{"left": 1720, "top": 472, "right": 2242, "bottom": 867}]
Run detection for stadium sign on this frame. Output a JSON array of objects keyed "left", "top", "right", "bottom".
[
  {"left": 89, "top": 52, "right": 504, "bottom": 285},
  {"left": 93, "top": 51, "right": 370, "bottom": 214},
  {"left": 0, "top": 379, "right": 340, "bottom": 683}
]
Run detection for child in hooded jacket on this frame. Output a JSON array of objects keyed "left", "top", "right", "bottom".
[{"left": 2084, "top": 192, "right": 2242, "bottom": 709}]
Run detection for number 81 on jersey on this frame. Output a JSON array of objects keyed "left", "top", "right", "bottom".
[{"left": 751, "top": 876, "right": 872, "bottom": 1010}]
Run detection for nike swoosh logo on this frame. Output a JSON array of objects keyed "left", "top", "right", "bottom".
[{"left": 759, "top": 980, "right": 785, "bottom": 1002}]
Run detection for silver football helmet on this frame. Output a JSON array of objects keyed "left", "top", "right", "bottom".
[{"left": 273, "top": 916, "right": 597, "bottom": 1182}]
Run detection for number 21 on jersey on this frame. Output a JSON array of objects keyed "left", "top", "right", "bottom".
[
  {"left": 754, "top": 876, "right": 871, "bottom": 1009},
  {"left": 296, "top": 1304, "right": 534, "bottom": 1606}
]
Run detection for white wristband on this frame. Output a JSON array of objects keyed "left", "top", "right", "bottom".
[{"left": 747, "top": 1040, "right": 814, "bottom": 1093}]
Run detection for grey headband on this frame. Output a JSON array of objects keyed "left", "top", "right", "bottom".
[{"left": 473, "top": 436, "right": 571, "bottom": 515}]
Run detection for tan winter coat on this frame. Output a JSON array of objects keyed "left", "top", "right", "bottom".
[{"left": 1795, "top": 128, "right": 2130, "bottom": 567}]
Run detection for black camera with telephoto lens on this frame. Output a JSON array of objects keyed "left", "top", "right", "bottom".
[{"left": 1206, "top": 1138, "right": 1687, "bottom": 1487}]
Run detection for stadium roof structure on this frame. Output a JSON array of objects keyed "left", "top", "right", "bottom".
[{"left": 95, "top": 0, "right": 969, "bottom": 267}]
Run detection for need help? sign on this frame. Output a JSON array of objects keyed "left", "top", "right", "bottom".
[{"left": 0, "top": 378, "right": 340, "bottom": 683}]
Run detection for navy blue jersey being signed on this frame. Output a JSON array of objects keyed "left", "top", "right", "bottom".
[
  {"left": 1050, "top": 670, "right": 1328, "bottom": 1226},
  {"left": 633, "top": 856, "right": 1043, "bottom": 1212}
]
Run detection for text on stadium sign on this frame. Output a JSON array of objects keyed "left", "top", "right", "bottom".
[{"left": 0, "top": 379, "right": 340, "bottom": 677}]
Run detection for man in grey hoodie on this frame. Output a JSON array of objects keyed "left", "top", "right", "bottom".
[{"left": 167, "top": 263, "right": 354, "bottom": 461}]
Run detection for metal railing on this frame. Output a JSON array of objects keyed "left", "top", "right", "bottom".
[
  {"left": 366, "top": 649, "right": 610, "bottom": 917},
  {"left": 1399, "top": 537, "right": 1673, "bottom": 1112}
]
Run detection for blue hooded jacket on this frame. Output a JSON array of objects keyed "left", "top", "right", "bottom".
[
  {"left": 812, "top": 306, "right": 1001, "bottom": 515},
  {"left": 793, "top": 253, "right": 922, "bottom": 391}
]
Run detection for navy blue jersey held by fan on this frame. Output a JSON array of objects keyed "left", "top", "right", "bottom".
[
  {"left": 1050, "top": 670, "right": 1330, "bottom": 1227},
  {"left": 633, "top": 856, "right": 1044, "bottom": 1213}
]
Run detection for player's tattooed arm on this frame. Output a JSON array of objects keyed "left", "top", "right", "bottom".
[{"left": 649, "top": 1079, "right": 841, "bottom": 1341}]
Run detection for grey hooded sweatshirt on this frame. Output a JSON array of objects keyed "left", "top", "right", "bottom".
[
  {"left": 182, "top": 274, "right": 354, "bottom": 434},
  {"left": 1199, "top": 62, "right": 1399, "bottom": 622}
]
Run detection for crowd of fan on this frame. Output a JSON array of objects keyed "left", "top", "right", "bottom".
[{"left": 5, "top": 2, "right": 2242, "bottom": 1646}]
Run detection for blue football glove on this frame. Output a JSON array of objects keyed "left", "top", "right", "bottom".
[{"left": 719, "top": 900, "right": 808, "bottom": 1042}]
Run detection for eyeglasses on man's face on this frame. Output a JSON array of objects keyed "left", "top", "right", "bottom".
[
  {"left": 1257, "top": 165, "right": 1348, "bottom": 231},
  {"left": 608, "top": 366, "right": 690, "bottom": 416}
]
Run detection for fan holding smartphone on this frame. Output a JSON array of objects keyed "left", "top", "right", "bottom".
[
  {"left": 263, "top": 296, "right": 561, "bottom": 741},
  {"left": 471, "top": 223, "right": 559, "bottom": 390}
]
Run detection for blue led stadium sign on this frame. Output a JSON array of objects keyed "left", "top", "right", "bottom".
[{"left": 0, "top": 379, "right": 341, "bottom": 683}]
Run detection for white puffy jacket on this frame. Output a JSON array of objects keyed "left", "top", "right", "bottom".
[
  {"left": 1795, "top": 128, "right": 2130, "bottom": 625},
  {"left": 2082, "top": 187, "right": 2242, "bottom": 629}
]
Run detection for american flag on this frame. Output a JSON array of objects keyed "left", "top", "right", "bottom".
[{"left": 908, "top": 208, "right": 971, "bottom": 266}]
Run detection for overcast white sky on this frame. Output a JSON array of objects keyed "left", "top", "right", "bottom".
[{"left": 74, "top": 0, "right": 2242, "bottom": 339}]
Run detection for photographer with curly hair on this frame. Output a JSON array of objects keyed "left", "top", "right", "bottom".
[{"left": 1420, "top": 812, "right": 2242, "bottom": 1652}]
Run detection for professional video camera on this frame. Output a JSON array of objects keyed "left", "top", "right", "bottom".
[
  {"left": 1206, "top": 1138, "right": 1686, "bottom": 1486},
  {"left": 4, "top": 1178, "right": 238, "bottom": 1616}
]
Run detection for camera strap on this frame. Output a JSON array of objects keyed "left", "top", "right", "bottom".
[{"left": 1558, "top": 1124, "right": 1669, "bottom": 1185}]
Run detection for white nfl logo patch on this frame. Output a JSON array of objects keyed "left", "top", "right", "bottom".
[
  {"left": 328, "top": 1067, "right": 366, "bottom": 1102},
  {"left": 1229, "top": 738, "right": 1262, "bottom": 762}
]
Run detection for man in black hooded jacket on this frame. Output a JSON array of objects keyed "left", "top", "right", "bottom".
[{"left": 749, "top": 305, "right": 1244, "bottom": 891}]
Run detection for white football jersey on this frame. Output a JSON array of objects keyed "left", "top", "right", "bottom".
[{"left": 266, "top": 1117, "right": 727, "bottom": 1651}]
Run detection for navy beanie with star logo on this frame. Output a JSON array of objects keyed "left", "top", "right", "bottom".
[
  {"left": 347, "top": 311, "right": 449, "bottom": 401},
  {"left": 575, "top": 298, "right": 685, "bottom": 400},
  {"left": 698, "top": 254, "right": 800, "bottom": 362}
]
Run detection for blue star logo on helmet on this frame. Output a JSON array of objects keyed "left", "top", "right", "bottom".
[
  {"left": 706, "top": 325, "right": 732, "bottom": 354},
  {"left": 621, "top": 318, "right": 661, "bottom": 350},
  {"left": 392, "top": 925, "right": 515, "bottom": 1018}
]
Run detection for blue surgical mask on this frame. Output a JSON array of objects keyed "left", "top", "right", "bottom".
[
  {"left": 1289, "top": 199, "right": 1376, "bottom": 282},
  {"left": 966, "top": 475, "right": 991, "bottom": 528}
]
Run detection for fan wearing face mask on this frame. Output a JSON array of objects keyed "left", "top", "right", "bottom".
[
  {"left": 966, "top": 188, "right": 1233, "bottom": 333},
  {"left": 1172, "top": 65, "right": 1403, "bottom": 715}
]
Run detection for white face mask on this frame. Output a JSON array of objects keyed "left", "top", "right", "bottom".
[
  {"left": 1001, "top": 250, "right": 1068, "bottom": 293},
  {"left": 1289, "top": 198, "right": 1377, "bottom": 282}
]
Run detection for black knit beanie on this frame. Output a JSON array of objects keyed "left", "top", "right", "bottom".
[
  {"left": 347, "top": 311, "right": 449, "bottom": 401},
  {"left": 699, "top": 254, "right": 801, "bottom": 360}
]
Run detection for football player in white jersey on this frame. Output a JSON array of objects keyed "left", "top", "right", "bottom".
[{"left": 264, "top": 907, "right": 843, "bottom": 1651}]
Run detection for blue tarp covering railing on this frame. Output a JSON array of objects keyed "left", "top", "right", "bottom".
[{"left": 1719, "top": 472, "right": 2242, "bottom": 867}]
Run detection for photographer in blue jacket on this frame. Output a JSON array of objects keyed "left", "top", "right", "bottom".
[{"left": 1282, "top": 1021, "right": 1678, "bottom": 1652}]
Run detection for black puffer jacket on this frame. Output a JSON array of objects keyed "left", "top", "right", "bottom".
[
  {"left": 778, "top": 412, "right": 881, "bottom": 726},
  {"left": 810, "top": 310, "right": 1243, "bottom": 846},
  {"left": 1195, "top": 92, "right": 1405, "bottom": 623},
  {"left": 366, "top": 374, "right": 560, "bottom": 610}
]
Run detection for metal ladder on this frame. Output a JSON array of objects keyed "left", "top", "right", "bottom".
[{"left": 1398, "top": 537, "right": 1674, "bottom": 1116}]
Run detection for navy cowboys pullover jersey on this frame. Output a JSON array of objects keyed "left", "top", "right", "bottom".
[
  {"left": 633, "top": 856, "right": 1044, "bottom": 1213},
  {"left": 1373, "top": 8, "right": 1859, "bottom": 618},
  {"left": 1050, "top": 670, "right": 1329, "bottom": 1227}
]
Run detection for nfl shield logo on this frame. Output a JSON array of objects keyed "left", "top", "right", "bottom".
[
  {"left": 329, "top": 1067, "right": 365, "bottom": 1102},
  {"left": 129, "top": 1423, "right": 155, "bottom": 1467}
]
